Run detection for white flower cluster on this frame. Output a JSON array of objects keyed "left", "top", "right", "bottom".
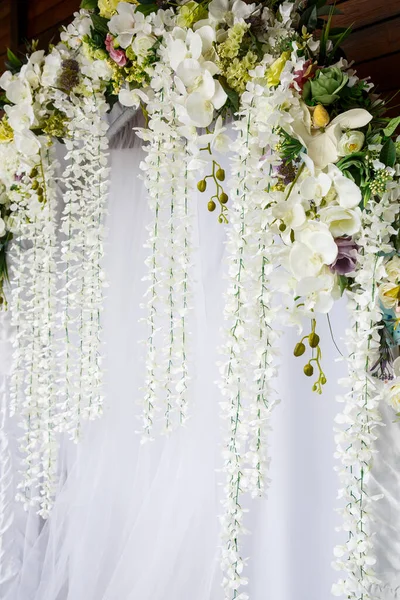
[
  {"left": 54, "top": 87, "right": 109, "bottom": 442},
  {"left": 332, "top": 182, "right": 400, "bottom": 599},
  {"left": 218, "top": 74, "right": 282, "bottom": 600},
  {"left": 138, "top": 61, "right": 195, "bottom": 438}
]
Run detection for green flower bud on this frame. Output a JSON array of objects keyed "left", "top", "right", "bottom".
[
  {"left": 308, "top": 333, "right": 320, "bottom": 348},
  {"left": 219, "top": 192, "right": 228, "bottom": 204},
  {"left": 30, "top": 168, "right": 38, "bottom": 178},
  {"left": 303, "top": 363, "right": 314, "bottom": 377},
  {"left": 31, "top": 180, "right": 39, "bottom": 190},
  {"left": 279, "top": 222, "right": 286, "bottom": 232},
  {"left": 197, "top": 180, "right": 207, "bottom": 193},
  {"left": 208, "top": 200, "right": 216, "bottom": 212},
  {"left": 320, "top": 375, "right": 327, "bottom": 385},
  {"left": 216, "top": 168, "right": 225, "bottom": 181},
  {"left": 294, "top": 342, "right": 306, "bottom": 357}
]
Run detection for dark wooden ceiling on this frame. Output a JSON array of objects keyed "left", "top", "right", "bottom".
[{"left": 0, "top": 0, "right": 399, "bottom": 98}]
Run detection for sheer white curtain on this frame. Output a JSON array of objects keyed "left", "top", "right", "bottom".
[{"left": 1, "top": 111, "right": 399, "bottom": 600}]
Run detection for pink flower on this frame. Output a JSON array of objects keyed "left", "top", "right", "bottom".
[{"left": 105, "top": 33, "right": 127, "bottom": 67}]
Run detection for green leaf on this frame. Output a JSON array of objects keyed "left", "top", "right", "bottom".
[
  {"left": 380, "top": 138, "right": 396, "bottom": 167},
  {"left": 80, "top": 0, "right": 98, "bottom": 8},
  {"left": 383, "top": 117, "right": 400, "bottom": 138},
  {"left": 135, "top": 3, "right": 158, "bottom": 15},
  {"left": 338, "top": 275, "right": 349, "bottom": 296},
  {"left": 6, "top": 48, "right": 22, "bottom": 69},
  {"left": 137, "top": 0, "right": 158, "bottom": 5},
  {"left": 91, "top": 13, "right": 109, "bottom": 35}
]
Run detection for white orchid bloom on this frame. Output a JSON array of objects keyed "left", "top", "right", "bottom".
[
  {"left": 319, "top": 205, "right": 361, "bottom": 237},
  {"left": 4, "top": 103, "right": 34, "bottom": 132},
  {"left": 290, "top": 102, "right": 373, "bottom": 170},
  {"left": 118, "top": 87, "right": 148, "bottom": 108},
  {"left": 296, "top": 268, "right": 337, "bottom": 313},
  {"left": 327, "top": 164, "right": 362, "bottom": 208},
  {"left": 0, "top": 71, "right": 13, "bottom": 91},
  {"left": 175, "top": 58, "right": 227, "bottom": 127},
  {"left": 300, "top": 172, "right": 332, "bottom": 206},
  {"left": 289, "top": 222, "right": 338, "bottom": 280},
  {"left": 196, "top": 116, "right": 231, "bottom": 153},
  {"left": 109, "top": 3, "right": 151, "bottom": 49},
  {"left": 14, "top": 130, "right": 41, "bottom": 157},
  {"left": 208, "top": 0, "right": 256, "bottom": 25},
  {"left": 6, "top": 79, "right": 32, "bottom": 105},
  {"left": 272, "top": 192, "right": 307, "bottom": 233}
]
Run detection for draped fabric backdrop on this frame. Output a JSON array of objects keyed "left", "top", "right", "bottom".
[{"left": 0, "top": 110, "right": 399, "bottom": 600}]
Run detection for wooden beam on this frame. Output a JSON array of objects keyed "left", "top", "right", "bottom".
[
  {"left": 342, "top": 16, "right": 400, "bottom": 64},
  {"left": 333, "top": 0, "right": 400, "bottom": 30}
]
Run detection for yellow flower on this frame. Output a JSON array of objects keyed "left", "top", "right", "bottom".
[
  {"left": 266, "top": 51, "right": 290, "bottom": 87},
  {"left": 98, "top": 0, "right": 137, "bottom": 19},
  {"left": 378, "top": 282, "right": 400, "bottom": 309},
  {"left": 312, "top": 104, "right": 330, "bottom": 128},
  {"left": 0, "top": 117, "right": 13, "bottom": 143}
]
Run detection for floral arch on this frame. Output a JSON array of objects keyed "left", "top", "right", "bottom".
[{"left": 0, "top": 0, "right": 399, "bottom": 598}]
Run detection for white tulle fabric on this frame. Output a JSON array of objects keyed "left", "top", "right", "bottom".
[{"left": 1, "top": 111, "right": 399, "bottom": 600}]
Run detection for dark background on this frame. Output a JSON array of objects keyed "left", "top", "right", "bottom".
[{"left": 0, "top": 0, "right": 399, "bottom": 102}]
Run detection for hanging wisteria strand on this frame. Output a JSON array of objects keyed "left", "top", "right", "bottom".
[
  {"left": 0, "top": 313, "right": 17, "bottom": 590},
  {"left": 218, "top": 80, "right": 281, "bottom": 600},
  {"left": 10, "top": 144, "right": 59, "bottom": 516},
  {"left": 332, "top": 183, "right": 400, "bottom": 599},
  {"left": 55, "top": 88, "right": 109, "bottom": 442},
  {"left": 139, "top": 74, "right": 194, "bottom": 438}
]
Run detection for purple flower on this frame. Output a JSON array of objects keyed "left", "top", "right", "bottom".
[{"left": 330, "top": 236, "right": 359, "bottom": 275}]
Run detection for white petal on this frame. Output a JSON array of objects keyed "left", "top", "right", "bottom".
[
  {"left": 330, "top": 108, "right": 373, "bottom": 130},
  {"left": 289, "top": 242, "right": 321, "bottom": 279},
  {"left": 186, "top": 92, "right": 214, "bottom": 127},
  {"left": 176, "top": 59, "right": 202, "bottom": 88},
  {"left": 333, "top": 174, "right": 362, "bottom": 208},
  {"left": 196, "top": 25, "right": 216, "bottom": 54},
  {"left": 307, "top": 133, "right": 339, "bottom": 169},
  {"left": 211, "top": 80, "right": 227, "bottom": 110}
]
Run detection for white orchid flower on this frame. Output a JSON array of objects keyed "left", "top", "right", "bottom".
[
  {"left": 208, "top": 0, "right": 256, "bottom": 25},
  {"left": 0, "top": 71, "right": 13, "bottom": 91},
  {"left": 196, "top": 116, "right": 231, "bottom": 153},
  {"left": 327, "top": 164, "right": 362, "bottom": 208},
  {"left": 167, "top": 26, "right": 216, "bottom": 72},
  {"left": 290, "top": 102, "right": 373, "bottom": 170},
  {"left": 109, "top": 2, "right": 151, "bottom": 49},
  {"left": 319, "top": 205, "right": 361, "bottom": 237},
  {"left": 272, "top": 192, "right": 307, "bottom": 233},
  {"left": 118, "top": 87, "right": 148, "bottom": 108},
  {"left": 296, "top": 268, "right": 337, "bottom": 314},
  {"left": 14, "top": 130, "right": 41, "bottom": 157},
  {"left": 175, "top": 58, "right": 227, "bottom": 127},
  {"left": 289, "top": 222, "right": 338, "bottom": 280},
  {"left": 4, "top": 103, "right": 35, "bottom": 132},
  {"left": 300, "top": 172, "right": 332, "bottom": 206},
  {"left": 6, "top": 79, "right": 32, "bottom": 105}
]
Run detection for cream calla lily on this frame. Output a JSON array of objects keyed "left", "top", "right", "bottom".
[{"left": 290, "top": 103, "right": 373, "bottom": 170}]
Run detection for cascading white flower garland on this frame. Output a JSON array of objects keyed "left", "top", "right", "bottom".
[
  {"left": 139, "top": 69, "right": 194, "bottom": 439},
  {"left": 332, "top": 181, "right": 400, "bottom": 599},
  {"left": 0, "top": 314, "right": 17, "bottom": 589},
  {"left": 55, "top": 87, "right": 109, "bottom": 442},
  {"left": 219, "top": 79, "right": 281, "bottom": 599},
  {"left": 10, "top": 144, "right": 59, "bottom": 516}
]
